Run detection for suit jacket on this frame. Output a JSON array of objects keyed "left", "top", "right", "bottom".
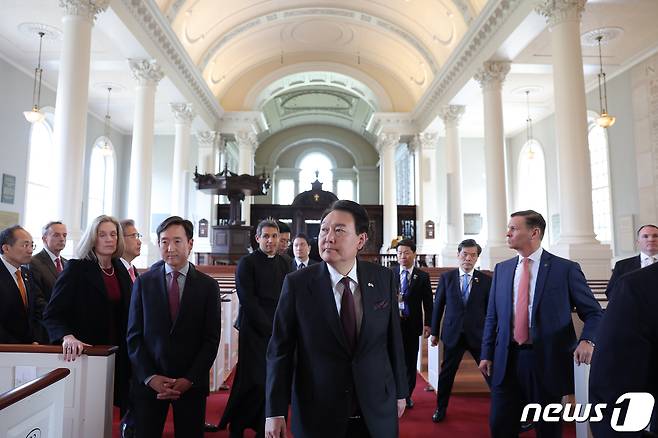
[
  {"left": 481, "top": 250, "right": 602, "bottom": 397},
  {"left": 29, "top": 249, "right": 66, "bottom": 301},
  {"left": 290, "top": 258, "right": 318, "bottom": 272},
  {"left": 0, "top": 262, "right": 46, "bottom": 343},
  {"left": 605, "top": 255, "right": 641, "bottom": 300},
  {"left": 126, "top": 261, "right": 221, "bottom": 395},
  {"left": 392, "top": 267, "right": 433, "bottom": 337},
  {"left": 589, "top": 262, "right": 658, "bottom": 438},
  {"left": 266, "top": 261, "right": 408, "bottom": 438},
  {"left": 431, "top": 269, "right": 491, "bottom": 349}
]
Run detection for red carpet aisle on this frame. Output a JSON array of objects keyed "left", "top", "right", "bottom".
[{"left": 112, "top": 374, "right": 576, "bottom": 437}]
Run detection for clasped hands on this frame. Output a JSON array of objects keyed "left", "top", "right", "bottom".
[{"left": 149, "top": 375, "right": 192, "bottom": 400}]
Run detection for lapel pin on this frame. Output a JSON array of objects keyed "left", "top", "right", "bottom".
[
  {"left": 368, "top": 282, "right": 374, "bottom": 288},
  {"left": 413, "top": 274, "right": 418, "bottom": 280}
]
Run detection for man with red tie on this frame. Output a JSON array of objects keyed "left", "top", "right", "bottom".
[
  {"left": 120, "top": 219, "right": 142, "bottom": 283},
  {"left": 29, "top": 221, "right": 67, "bottom": 301},
  {"left": 478, "top": 210, "right": 602, "bottom": 438}
]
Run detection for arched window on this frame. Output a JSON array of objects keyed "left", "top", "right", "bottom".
[
  {"left": 516, "top": 140, "right": 549, "bottom": 240},
  {"left": 24, "top": 119, "right": 56, "bottom": 239},
  {"left": 277, "top": 179, "right": 295, "bottom": 205},
  {"left": 588, "top": 124, "right": 613, "bottom": 243},
  {"left": 87, "top": 137, "right": 115, "bottom": 224},
  {"left": 298, "top": 152, "right": 333, "bottom": 193}
]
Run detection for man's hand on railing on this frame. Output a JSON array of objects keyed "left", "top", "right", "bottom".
[{"left": 61, "top": 334, "right": 91, "bottom": 362}]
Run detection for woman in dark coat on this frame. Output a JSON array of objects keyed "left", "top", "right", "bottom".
[{"left": 44, "top": 215, "right": 133, "bottom": 423}]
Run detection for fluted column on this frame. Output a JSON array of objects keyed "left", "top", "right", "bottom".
[
  {"left": 474, "top": 61, "right": 514, "bottom": 268},
  {"left": 377, "top": 133, "right": 400, "bottom": 253},
  {"left": 170, "top": 103, "right": 195, "bottom": 217},
  {"left": 410, "top": 133, "right": 437, "bottom": 254},
  {"left": 53, "top": 0, "right": 109, "bottom": 246},
  {"left": 439, "top": 105, "right": 466, "bottom": 265},
  {"left": 236, "top": 131, "right": 258, "bottom": 225},
  {"left": 127, "top": 59, "right": 164, "bottom": 265},
  {"left": 537, "top": 0, "right": 611, "bottom": 278}
]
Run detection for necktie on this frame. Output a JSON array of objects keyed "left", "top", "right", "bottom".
[
  {"left": 55, "top": 257, "right": 63, "bottom": 274},
  {"left": 340, "top": 277, "right": 357, "bottom": 353},
  {"left": 168, "top": 271, "right": 181, "bottom": 323},
  {"left": 461, "top": 273, "right": 470, "bottom": 304},
  {"left": 298, "top": 262, "right": 305, "bottom": 270},
  {"left": 128, "top": 265, "right": 136, "bottom": 282},
  {"left": 514, "top": 258, "right": 531, "bottom": 345},
  {"left": 652, "top": 257, "right": 657, "bottom": 265},
  {"left": 15, "top": 268, "right": 28, "bottom": 309},
  {"left": 400, "top": 270, "right": 410, "bottom": 317}
]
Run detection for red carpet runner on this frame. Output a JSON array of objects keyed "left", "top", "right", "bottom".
[{"left": 112, "top": 374, "right": 576, "bottom": 437}]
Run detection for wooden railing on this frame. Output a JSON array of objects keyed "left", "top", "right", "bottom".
[{"left": 0, "top": 367, "right": 69, "bottom": 410}]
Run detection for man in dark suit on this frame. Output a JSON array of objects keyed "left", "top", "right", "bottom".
[
  {"left": 276, "top": 221, "right": 292, "bottom": 265},
  {"left": 29, "top": 221, "right": 67, "bottom": 301},
  {"left": 479, "top": 210, "right": 602, "bottom": 438},
  {"left": 605, "top": 224, "right": 658, "bottom": 300},
  {"left": 127, "top": 216, "right": 221, "bottom": 438},
  {"left": 393, "top": 238, "right": 432, "bottom": 409},
  {"left": 430, "top": 239, "right": 491, "bottom": 422},
  {"left": 265, "top": 200, "right": 408, "bottom": 438},
  {"left": 0, "top": 225, "right": 46, "bottom": 344},
  {"left": 590, "top": 262, "right": 658, "bottom": 437},
  {"left": 291, "top": 233, "right": 319, "bottom": 271}
]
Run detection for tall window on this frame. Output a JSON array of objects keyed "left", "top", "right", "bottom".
[
  {"left": 24, "top": 120, "right": 55, "bottom": 240},
  {"left": 516, "top": 140, "right": 548, "bottom": 234},
  {"left": 336, "top": 180, "right": 354, "bottom": 201},
  {"left": 298, "top": 152, "right": 333, "bottom": 193},
  {"left": 87, "top": 137, "right": 115, "bottom": 224},
  {"left": 588, "top": 124, "right": 612, "bottom": 243},
  {"left": 277, "top": 179, "right": 295, "bottom": 205}
]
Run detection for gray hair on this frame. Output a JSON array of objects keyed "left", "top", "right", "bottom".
[
  {"left": 76, "top": 215, "right": 125, "bottom": 261},
  {"left": 120, "top": 219, "right": 136, "bottom": 231},
  {"left": 41, "top": 221, "right": 64, "bottom": 238}
]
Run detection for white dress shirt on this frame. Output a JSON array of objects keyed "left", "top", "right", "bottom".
[
  {"left": 640, "top": 252, "right": 658, "bottom": 269},
  {"left": 327, "top": 261, "right": 363, "bottom": 336},
  {"left": 458, "top": 267, "right": 474, "bottom": 301},
  {"left": 0, "top": 255, "right": 21, "bottom": 289},
  {"left": 164, "top": 262, "right": 189, "bottom": 300},
  {"left": 512, "top": 247, "right": 543, "bottom": 330}
]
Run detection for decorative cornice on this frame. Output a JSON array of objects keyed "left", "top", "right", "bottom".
[
  {"left": 170, "top": 103, "right": 195, "bottom": 124},
  {"left": 59, "top": 0, "right": 109, "bottom": 22},
  {"left": 438, "top": 105, "right": 466, "bottom": 125},
  {"left": 115, "top": 0, "right": 223, "bottom": 124},
  {"left": 128, "top": 59, "right": 165, "bottom": 86},
  {"left": 536, "top": 0, "right": 586, "bottom": 27},
  {"left": 165, "top": 0, "right": 187, "bottom": 21},
  {"left": 411, "top": 132, "right": 439, "bottom": 151},
  {"left": 376, "top": 132, "right": 401, "bottom": 153},
  {"left": 196, "top": 130, "right": 219, "bottom": 148},
  {"left": 219, "top": 111, "right": 268, "bottom": 135},
  {"left": 473, "top": 61, "right": 511, "bottom": 89},
  {"left": 236, "top": 131, "right": 259, "bottom": 151}
]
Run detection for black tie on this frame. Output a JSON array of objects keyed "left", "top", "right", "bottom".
[
  {"left": 340, "top": 277, "right": 357, "bottom": 353},
  {"left": 298, "top": 263, "right": 305, "bottom": 270}
]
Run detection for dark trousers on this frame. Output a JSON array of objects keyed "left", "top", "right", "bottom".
[
  {"left": 400, "top": 320, "right": 420, "bottom": 397},
  {"left": 345, "top": 417, "right": 372, "bottom": 438},
  {"left": 133, "top": 384, "right": 206, "bottom": 438},
  {"left": 436, "top": 333, "right": 489, "bottom": 412},
  {"left": 490, "top": 347, "right": 562, "bottom": 438}
]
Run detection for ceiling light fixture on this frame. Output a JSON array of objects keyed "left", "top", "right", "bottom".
[
  {"left": 24, "top": 31, "right": 46, "bottom": 124},
  {"left": 595, "top": 35, "right": 615, "bottom": 128},
  {"left": 525, "top": 90, "right": 535, "bottom": 160},
  {"left": 100, "top": 87, "right": 113, "bottom": 156}
]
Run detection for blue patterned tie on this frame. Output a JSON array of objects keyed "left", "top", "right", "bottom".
[
  {"left": 461, "top": 273, "right": 470, "bottom": 304},
  {"left": 401, "top": 270, "right": 410, "bottom": 317}
]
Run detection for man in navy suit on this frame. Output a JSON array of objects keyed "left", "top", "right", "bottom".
[
  {"left": 479, "top": 210, "right": 602, "bottom": 438},
  {"left": 127, "top": 216, "right": 221, "bottom": 438},
  {"left": 265, "top": 200, "right": 408, "bottom": 438},
  {"left": 291, "top": 233, "right": 319, "bottom": 271},
  {"left": 605, "top": 224, "right": 658, "bottom": 300},
  {"left": 393, "top": 238, "right": 432, "bottom": 409},
  {"left": 430, "top": 239, "right": 491, "bottom": 422}
]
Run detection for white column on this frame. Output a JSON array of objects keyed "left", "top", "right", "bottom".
[
  {"left": 410, "top": 133, "right": 438, "bottom": 254},
  {"left": 193, "top": 130, "right": 218, "bottom": 255},
  {"left": 537, "top": 0, "right": 612, "bottom": 278},
  {"left": 127, "top": 59, "right": 164, "bottom": 266},
  {"left": 169, "top": 103, "right": 195, "bottom": 217},
  {"left": 439, "top": 105, "right": 466, "bottom": 265},
  {"left": 53, "top": 0, "right": 109, "bottom": 248},
  {"left": 474, "top": 61, "right": 515, "bottom": 269},
  {"left": 236, "top": 131, "right": 257, "bottom": 225},
  {"left": 377, "top": 133, "right": 400, "bottom": 254}
]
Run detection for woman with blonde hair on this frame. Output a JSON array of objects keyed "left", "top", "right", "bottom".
[{"left": 44, "top": 214, "right": 133, "bottom": 428}]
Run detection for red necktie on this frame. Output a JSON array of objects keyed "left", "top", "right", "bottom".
[
  {"left": 514, "top": 258, "right": 531, "bottom": 345},
  {"left": 128, "top": 265, "right": 136, "bottom": 282},
  {"left": 168, "top": 271, "right": 181, "bottom": 323},
  {"left": 340, "top": 277, "right": 357, "bottom": 353},
  {"left": 55, "top": 257, "right": 63, "bottom": 274}
]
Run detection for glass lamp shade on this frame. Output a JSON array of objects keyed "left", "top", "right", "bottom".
[
  {"left": 24, "top": 106, "right": 45, "bottom": 123},
  {"left": 597, "top": 112, "right": 616, "bottom": 128}
]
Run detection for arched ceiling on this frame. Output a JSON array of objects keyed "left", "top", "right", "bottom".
[{"left": 157, "top": 0, "right": 487, "bottom": 112}]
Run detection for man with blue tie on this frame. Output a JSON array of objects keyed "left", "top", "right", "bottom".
[
  {"left": 430, "top": 239, "right": 491, "bottom": 422},
  {"left": 478, "top": 210, "right": 602, "bottom": 437}
]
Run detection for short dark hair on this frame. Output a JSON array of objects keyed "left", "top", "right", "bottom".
[
  {"left": 396, "top": 239, "right": 416, "bottom": 253},
  {"left": 511, "top": 210, "right": 546, "bottom": 239},
  {"left": 293, "top": 233, "right": 311, "bottom": 246},
  {"left": 458, "top": 238, "right": 482, "bottom": 255},
  {"left": 156, "top": 216, "right": 194, "bottom": 240},
  {"left": 321, "top": 200, "right": 370, "bottom": 235},
  {"left": 0, "top": 225, "right": 24, "bottom": 254},
  {"left": 256, "top": 219, "right": 279, "bottom": 237},
  {"left": 277, "top": 221, "right": 291, "bottom": 234},
  {"left": 637, "top": 224, "right": 658, "bottom": 237}
]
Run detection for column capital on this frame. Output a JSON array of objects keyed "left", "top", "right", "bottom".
[
  {"left": 536, "top": 0, "right": 586, "bottom": 27},
  {"left": 236, "top": 131, "right": 258, "bottom": 152},
  {"left": 59, "top": 0, "right": 109, "bottom": 21},
  {"left": 128, "top": 59, "right": 165, "bottom": 86},
  {"left": 170, "top": 103, "right": 195, "bottom": 124},
  {"left": 376, "top": 132, "right": 400, "bottom": 154},
  {"left": 410, "top": 132, "right": 438, "bottom": 151},
  {"left": 438, "top": 105, "right": 466, "bottom": 126},
  {"left": 474, "top": 61, "right": 511, "bottom": 90},
  {"left": 196, "top": 130, "right": 219, "bottom": 149}
]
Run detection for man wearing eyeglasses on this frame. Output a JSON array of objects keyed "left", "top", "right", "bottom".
[
  {"left": 0, "top": 225, "right": 47, "bottom": 344},
  {"left": 120, "top": 219, "right": 142, "bottom": 284}
]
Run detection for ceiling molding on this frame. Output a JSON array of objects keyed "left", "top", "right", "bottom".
[{"left": 113, "top": 0, "right": 223, "bottom": 126}]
